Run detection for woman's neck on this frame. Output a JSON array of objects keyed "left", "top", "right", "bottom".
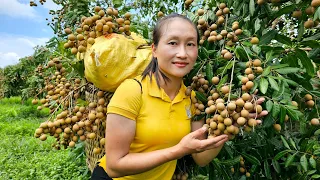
[{"left": 158, "top": 73, "right": 182, "bottom": 101}]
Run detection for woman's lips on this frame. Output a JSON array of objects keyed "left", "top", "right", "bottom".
[{"left": 172, "top": 62, "right": 188, "bottom": 68}]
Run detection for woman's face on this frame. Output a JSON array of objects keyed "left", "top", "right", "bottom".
[{"left": 152, "top": 18, "right": 198, "bottom": 79}]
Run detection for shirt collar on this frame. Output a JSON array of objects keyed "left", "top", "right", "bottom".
[{"left": 146, "top": 74, "right": 187, "bottom": 103}]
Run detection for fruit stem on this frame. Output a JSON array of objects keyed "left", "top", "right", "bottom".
[{"left": 227, "top": 58, "right": 236, "bottom": 103}]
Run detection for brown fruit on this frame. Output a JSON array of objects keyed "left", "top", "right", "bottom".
[
  {"left": 235, "top": 29, "right": 242, "bottom": 35},
  {"left": 198, "top": 9, "right": 205, "bottom": 16},
  {"left": 240, "top": 167, "right": 246, "bottom": 173},
  {"left": 312, "top": 0, "right": 320, "bottom": 7},
  {"left": 88, "top": 133, "right": 96, "bottom": 139},
  {"left": 157, "top": 11, "right": 164, "bottom": 17},
  {"left": 68, "top": 34, "right": 76, "bottom": 41},
  {"left": 208, "top": 36, "right": 217, "bottom": 43},
  {"left": 273, "top": 124, "right": 281, "bottom": 132},
  {"left": 304, "top": 19, "right": 314, "bottom": 29},
  {"left": 245, "top": 81, "right": 254, "bottom": 90},
  {"left": 218, "top": 123, "right": 226, "bottom": 131},
  {"left": 292, "top": 101, "right": 298, "bottom": 107},
  {"left": 255, "top": 67, "right": 263, "bottom": 74},
  {"left": 89, "top": 113, "right": 96, "bottom": 120},
  {"left": 124, "top": 12, "right": 131, "bottom": 19},
  {"left": 237, "top": 117, "right": 247, "bottom": 126},
  {"left": 64, "top": 28, "right": 72, "bottom": 34},
  {"left": 306, "top": 7, "right": 315, "bottom": 15},
  {"left": 217, "top": 103, "right": 225, "bottom": 111},
  {"left": 71, "top": 48, "right": 78, "bottom": 54},
  {"left": 198, "top": 19, "right": 205, "bottom": 25},
  {"left": 227, "top": 103, "right": 236, "bottom": 111},
  {"left": 219, "top": 3, "right": 227, "bottom": 9},
  {"left": 210, "top": 24, "right": 218, "bottom": 30},
  {"left": 257, "top": 0, "right": 265, "bottom": 5},
  {"left": 311, "top": 118, "right": 320, "bottom": 126},
  {"left": 241, "top": 109, "right": 249, "bottom": 118},
  {"left": 241, "top": 77, "right": 249, "bottom": 84},
  {"left": 236, "top": 99, "right": 245, "bottom": 107},
  {"left": 250, "top": 37, "right": 259, "bottom": 44},
  {"left": 248, "top": 118, "right": 257, "bottom": 127},
  {"left": 244, "top": 102, "right": 254, "bottom": 111},
  {"left": 40, "top": 134, "right": 47, "bottom": 141},
  {"left": 85, "top": 18, "right": 93, "bottom": 25},
  {"left": 224, "top": 52, "right": 233, "bottom": 60},
  {"left": 210, "top": 121, "right": 218, "bottom": 129},
  {"left": 94, "top": 6, "right": 101, "bottom": 12},
  {"left": 223, "top": 7, "right": 230, "bottom": 14},
  {"left": 221, "top": 85, "right": 230, "bottom": 94},
  {"left": 69, "top": 141, "right": 76, "bottom": 148},
  {"left": 248, "top": 74, "right": 255, "bottom": 81},
  {"left": 245, "top": 68, "right": 253, "bottom": 75},
  {"left": 242, "top": 93, "right": 251, "bottom": 101},
  {"left": 307, "top": 100, "right": 315, "bottom": 108},
  {"left": 253, "top": 59, "right": 262, "bottom": 67},
  {"left": 305, "top": 94, "right": 313, "bottom": 100},
  {"left": 216, "top": 10, "right": 223, "bottom": 16},
  {"left": 292, "top": 10, "right": 302, "bottom": 18},
  {"left": 224, "top": 118, "right": 233, "bottom": 126},
  {"left": 246, "top": 172, "right": 251, "bottom": 177},
  {"left": 87, "top": 38, "right": 95, "bottom": 45},
  {"left": 217, "top": 16, "right": 225, "bottom": 25}
]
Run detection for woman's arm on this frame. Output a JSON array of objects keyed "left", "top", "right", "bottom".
[{"left": 105, "top": 113, "right": 228, "bottom": 178}]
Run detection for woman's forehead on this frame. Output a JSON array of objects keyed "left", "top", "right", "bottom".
[{"left": 160, "top": 18, "right": 197, "bottom": 39}]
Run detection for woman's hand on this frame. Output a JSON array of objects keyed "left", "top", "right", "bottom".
[
  {"left": 177, "top": 126, "right": 228, "bottom": 156},
  {"left": 248, "top": 97, "right": 268, "bottom": 124}
]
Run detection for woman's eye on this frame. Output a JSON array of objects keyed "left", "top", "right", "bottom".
[
  {"left": 187, "top": 43, "right": 195, "bottom": 46},
  {"left": 168, "top": 42, "right": 177, "bottom": 45}
]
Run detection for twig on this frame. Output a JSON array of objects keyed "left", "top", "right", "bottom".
[{"left": 227, "top": 58, "right": 236, "bottom": 103}]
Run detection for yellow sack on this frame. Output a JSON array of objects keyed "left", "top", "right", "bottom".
[{"left": 84, "top": 32, "right": 152, "bottom": 92}]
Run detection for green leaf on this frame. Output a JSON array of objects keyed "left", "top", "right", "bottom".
[
  {"left": 274, "top": 149, "right": 291, "bottom": 160},
  {"left": 315, "top": 7, "right": 320, "bottom": 20},
  {"left": 272, "top": 102, "right": 280, "bottom": 118},
  {"left": 240, "top": 152, "right": 261, "bottom": 165},
  {"left": 264, "top": 160, "right": 272, "bottom": 179},
  {"left": 298, "top": 21, "right": 304, "bottom": 42},
  {"left": 268, "top": 77, "right": 279, "bottom": 91},
  {"left": 249, "top": 0, "right": 255, "bottom": 16},
  {"left": 279, "top": 105, "right": 286, "bottom": 124},
  {"left": 275, "top": 67, "right": 300, "bottom": 74},
  {"left": 285, "top": 152, "right": 297, "bottom": 168},
  {"left": 276, "top": 33, "right": 293, "bottom": 45},
  {"left": 217, "top": 75, "right": 228, "bottom": 90},
  {"left": 259, "top": 30, "right": 277, "bottom": 45},
  {"left": 315, "top": 129, "right": 320, "bottom": 136},
  {"left": 266, "top": 100, "right": 273, "bottom": 112},
  {"left": 308, "top": 170, "right": 317, "bottom": 175},
  {"left": 254, "top": 18, "right": 261, "bottom": 33},
  {"left": 259, "top": 78, "right": 268, "bottom": 94},
  {"left": 300, "top": 154, "right": 308, "bottom": 172},
  {"left": 311, "top": 174, "right": 320, "bottom": 179},
  {"left": 235, "top": 46, "right": 248, "bottom": 61},
  {"left": 262, "top": 66, "right": 271, "bottom": 76},
  {"left": 295, "top": 48, "right": 315, "bottom": 76},
  {"left": 219, "top": 156, "right": 241, "bottom": 166},
  {"left": 286, "top": 107, "right": 300, "bottom": 121},
  {"left": 205, "top": 63, "right": 213, "bottom": 85},
  {"left": 266, "top": 51, "right": 275, "bottom": 62},
  {"left": 272, "top": 159, "right": 281, "bottom": 174},
  {"left": 289, "top": 138, "right": 297, "bottom": 150},
  {"left": 195, "top": 91, "right": 207, "bottom": 104},
  {"left": 284, "top": 79, "right": 299, "bottom": 87},
  {"left": 302, "top": 32, "right": 320, "bottom": 41},
  {"left": 309, "top": 156, "right": 316, "bottom": 169},
  {"left": 281, "top": 135, "right": 291, "bottom": 150},
  {"left": 272, "top": 4, "right": 295, "bottom": 18}
]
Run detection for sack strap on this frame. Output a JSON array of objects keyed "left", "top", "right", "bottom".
[{"left": 133, "top": 78, "right": 143, "bottom": 94}]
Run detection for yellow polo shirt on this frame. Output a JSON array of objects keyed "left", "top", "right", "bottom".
[{"left": 98, "top": 74, "right": 195, "bottom": 180}]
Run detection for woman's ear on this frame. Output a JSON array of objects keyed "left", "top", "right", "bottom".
[{"left": 151, "top": 43, "right": 157, "bottom": 58}]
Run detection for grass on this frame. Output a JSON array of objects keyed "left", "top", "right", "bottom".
[{"left": 0, "top": 97, "right": 90, "bottom": 180}]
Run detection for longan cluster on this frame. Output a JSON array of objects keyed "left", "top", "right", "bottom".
[
  {"left": 197, "top": 3, "right": 242, "bottom": 47},
  {"left": 32, "top": 57, "right": 72, "bottom": 113},
  {"left": 290, "top": 1, "right": 320, "bottom": 29},
  {"left": 171, "top": 172, "right": 189, "bottom": 180},
  {"left": 305, "top": 94, "right": 315, "bottom": 108},
  {"left": 241, "top": 59, "right": 263, "bottom": 92},
  {"left": 64, "top": 6, "right": 132, "bottom": 55},
  {"left": 34, "top": 89, "right": 109, "bottom": 152},
  {"left": 187, "top": 75, "right": 265, "bottom": 139},
  {"left": 238, "top": 156, "right": 251, "bottom": 177}
]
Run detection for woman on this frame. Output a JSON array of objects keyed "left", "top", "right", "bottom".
[{"left": 91, "top": 13, "right": 230, "bottom": 180}]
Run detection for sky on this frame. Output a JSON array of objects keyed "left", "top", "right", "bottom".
[{"left": 0, "top": 0, "right": 61, "bottom": 68}]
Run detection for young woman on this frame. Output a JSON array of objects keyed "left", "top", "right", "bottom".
[{"left": 91, "top": 13, "right": 257, "bottom": 180}]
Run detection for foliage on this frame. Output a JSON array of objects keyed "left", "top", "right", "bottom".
[{"left": 0, "top": 97, "right": 90, "bottom": 179}]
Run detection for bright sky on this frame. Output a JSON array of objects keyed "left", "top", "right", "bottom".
[{"left": 0, "top": 0, "right": 60, "bottom": 68}]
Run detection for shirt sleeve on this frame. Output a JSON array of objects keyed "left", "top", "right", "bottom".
[{"left": 107, "top": 79, "right": 142, "bottom": 121}]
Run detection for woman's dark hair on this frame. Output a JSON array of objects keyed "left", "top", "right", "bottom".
[{"left": 141, "top": 13, "right": 200, "bottom": 88}]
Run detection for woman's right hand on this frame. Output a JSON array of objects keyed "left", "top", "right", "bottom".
[{"left": 177, "top": 126, "right": 229, "bottom": 156}]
